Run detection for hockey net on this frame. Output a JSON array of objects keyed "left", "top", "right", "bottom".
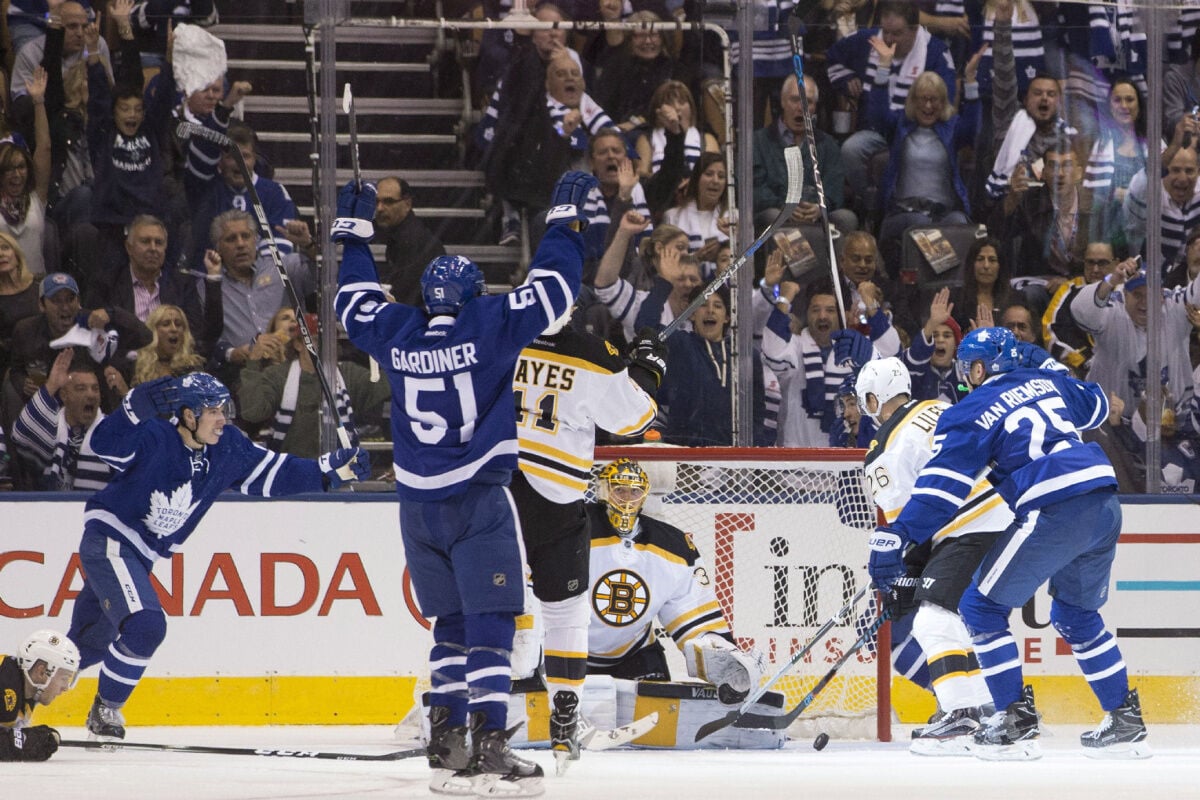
[{"left": 593, "top": 446, "right": 891, "bottom": 741}]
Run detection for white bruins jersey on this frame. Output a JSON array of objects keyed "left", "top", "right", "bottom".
[
  {"left": 585, "top": 504, "right": 730, "bottom": 669},
  {"left": 514, "top": 330, "right": 656, "bottom": 503},
  {"left": 864, "top": 400, "right": 1014, "bottom": 544}
]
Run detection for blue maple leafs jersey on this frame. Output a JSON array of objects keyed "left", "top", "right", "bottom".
[
  {"left": 891, "top": 368, "right": 1116, "bottom": 546},
  {"left": 84, "top": 392, "right": 326, "bottom": 563},
  {"left": 335, "top": 227, "right": 582, "bottom": 501}
]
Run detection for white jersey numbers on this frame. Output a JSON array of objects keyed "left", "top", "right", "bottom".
[{"left": 403, "top": 372, "right": 479, "bottom": 445}]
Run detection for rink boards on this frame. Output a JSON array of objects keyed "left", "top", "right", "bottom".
[{"left": 0, "top": 493, "right": 1196, "bottom": 727}]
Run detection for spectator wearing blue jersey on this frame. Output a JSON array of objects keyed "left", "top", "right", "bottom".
[
  {"left": 869, "top": 328, "right": 1149, "bottom": 760},
  {"left": 333, "top": 172, "right": 593, "bottom": 795},
  {"left": 67, "top": 371, "right": 369, "bottom": 742}
]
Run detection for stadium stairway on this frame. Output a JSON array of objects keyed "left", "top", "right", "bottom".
[{"left": 210, "top": 0, "right": 520, "bottom": 289}]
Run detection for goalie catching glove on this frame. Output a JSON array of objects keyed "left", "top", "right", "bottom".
[
  {"left": 545, "top": 170, "right": 599, "bottom": 231},
  {"left": 684, "top": 635, "right": 767, "bottom": 703},
  {"left": 331, "top": 181, "right": 377, "bottom": 244}
]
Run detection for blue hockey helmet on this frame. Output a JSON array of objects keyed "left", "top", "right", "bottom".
[
  {"left": 421, "top": 255, "right": 487, "bottom": 316},
  {"left": 955, "top": 326, "right": 1019, "bottom": 385},
  {"left": 174, "top": 372, "right": 234, "bottom": 419}
]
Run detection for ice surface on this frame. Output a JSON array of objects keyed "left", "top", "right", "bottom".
[{"left": 10, "top": 724, "right": 1199, "bottom": 799}]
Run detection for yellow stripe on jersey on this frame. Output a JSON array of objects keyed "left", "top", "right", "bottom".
[
  {"left": 545, "top": 648, "right": 588, "bottom": 660},
  {"left": 522, "top": 350, "right": 619, "bottom": 377},
  {"left": 675, "top": 620, "right": 729, "bottom": 644},
  {"left": 590, "top": 536, "right": 690, "bottom": 566},
  {"left": 518, "top": 437, "right": 594, "bottom": 469},
  {"left": 931, "top": 493, "right": 1007, "bottom": 543},
  {"left": 611, "top": 403, "right": 657, "bottom": 436},
  {"left": 662, "top": 601, "right": 722, "bottom": 633},
  {"left": 882, "top": 400, "right": 943, "bottom": 452},
  {"left": 519, "top": 461, "right": 589, "bottom": 492}
]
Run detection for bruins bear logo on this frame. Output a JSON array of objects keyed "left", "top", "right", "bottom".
[{"left": 593, "top": 569, "right": 650, "bottom": 626}]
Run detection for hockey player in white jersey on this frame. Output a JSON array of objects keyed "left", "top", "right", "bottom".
[
  {"left": 67, "top": 372, "right": 370, "bottom": 742},
  {"left": 509, "top": 318, "right": 663, "bottom": 774},
  {"left": 857, "top": 357, "right": 1006, "bottom": 755},
  {"left": 586, "top": 459, "right": 766, "bottom": 702}
]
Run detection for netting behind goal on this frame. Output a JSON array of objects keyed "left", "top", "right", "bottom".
[{"left": 593, "top": 447, "right": 890, "bottom": 741}]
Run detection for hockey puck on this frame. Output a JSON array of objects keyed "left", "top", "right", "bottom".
[{"left": 813, "top": 733, "right": 830, "bottom": 751}]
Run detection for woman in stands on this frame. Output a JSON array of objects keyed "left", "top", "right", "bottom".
[
  {"left": 0, "top": 68, "right": 53, "bottom": 279},
  {"left": 105, "top": 305, "right": 205, "bottom": 399},
  {"left": 663, "top": 152, "right": 730, "bottom": 279},
  {"left": 951, "top": 235, "right": 1012, "bottom": 332},
  {"left": 593, "top": 11, "right": 696, "bottom": 138},
  {"left": 634, "top": 80, "right": 718, "bottom": 179},
  {"left": 0, "top": 233, "right": 39, "bottom": 379},
  {"left": 1084, "top": 78, "right": 1149, "bottom": 246},
  {"left": 870, "top": 48, "right": 983, "bottom": 279}
]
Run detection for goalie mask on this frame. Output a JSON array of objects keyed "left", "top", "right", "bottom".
[
  {"left": 19, "top": 629, "right": 80, "bottom": 693},
  {"left": 598, "top": 458, "right": 650, "bottom": 535}
]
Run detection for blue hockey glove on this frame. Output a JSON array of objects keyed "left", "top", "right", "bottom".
[
  {"left": 545, "top": 170, "right": 599, "bottom": 230},
  {"left": 867, "top": 527, "right": 906, "bottom": 592},
  {"left": 124, "top": 375, "right": 179, "bottom": 422},
  {"left": 319, "top": 446, "right": 371, "bottom": 489},
  {"left": 1014, "top": 340, "right": 1069, "bottom": 373},
  {"left": 832, "top": 329, "right": 873, "bottom": 370},
  {"left": 331, "top": 181, "right": 376, "bottom": 243}
]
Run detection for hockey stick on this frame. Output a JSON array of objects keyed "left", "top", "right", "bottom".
[
  {"left": 342, "top": 83, "right": 361, "bottom": 189},
  {"left": 789, "top": 24, "right": 847, "bottom": 329},
  {"left": 694, "top": 583, "right": 870, "bottom": 742},
  {"left": 60, "top": 739, "right": 425, "bottom": 761},
  {"left": 177, "top": 121, "right": 355, "bottom": 460},
  {"left": 728, "top": 608, "right": 891, "bottom": 733},
  {"left": 657, "top": 145, "right": 804, "bottom": 341}
]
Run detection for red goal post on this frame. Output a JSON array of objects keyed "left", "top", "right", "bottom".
[{"left": 594, "top": 446, "right": 892, "bottom": 742}]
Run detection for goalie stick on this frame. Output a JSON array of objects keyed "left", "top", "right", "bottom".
[
  {"left": 788, "top": 23, "right": 847, "bottom": 329},
  {"left": 177, "top": 121, "right": 355, "bottom": 463},
  {"left": 60, "top": 739, "right": 426, "bottom": 761},
  {"left": 581, "top": 711, "right": 659, "bottom": 751},
  {"left": 657, "top": 145, "right": 804, "bottom": 341},
  {"left": 694, "top": 583, "right": 870, "bottom": 742}
]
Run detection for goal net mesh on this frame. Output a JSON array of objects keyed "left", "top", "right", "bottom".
[{"left": 591, "top": 449, "right": 885, "bottom": 739}]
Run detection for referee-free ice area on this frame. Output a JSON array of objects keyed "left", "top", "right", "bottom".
[{"left": 8, "top": 724, "right": 1198, "bottom": 800}]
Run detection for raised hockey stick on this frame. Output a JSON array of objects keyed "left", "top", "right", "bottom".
[
  {"left": 177, "top": 121, "right": 355, "bottom": 459},
  {"left": 60, "top": 739, "right": 426, "bottom": 761},
  {"left": 342, "top": 83, "right": 361, "bottom": 189},
  {"left": 727, "top": 608, "right": 891, "bottom": 733},
  {"left": 788, "top": 23, "right": 847, "bottom": 329},
  {"left": 657, "top": 145, "right": 804, "bottom": 341},
  {"left": 694, "top": 583, "right": 870, "bottom": 742}
]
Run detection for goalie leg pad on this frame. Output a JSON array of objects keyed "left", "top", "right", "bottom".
[{"left": 614, "top": 680, "right": 785, "bottom": 750}]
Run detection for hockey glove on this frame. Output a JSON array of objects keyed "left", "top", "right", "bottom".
[
  {"left": 0, "top": 725, "right": 60, "bottom": 761},
  {"left": 124, "top": 375, "right": 179, "bottom": 422},
  {"left": 628, "top": 327, "right": 668, "bottom": 388},
  {"left": 684, "top": 635, "right": 767, "bottom": 703},
  {"left": 319, "top": 446, "right": 372, "bottom": 489},
  {"left": 867, "top": 527, "right": 906, "bottom": 592},
  {"left": 331, "top": 180, "right": 376, "bottom": 244},
  {"left": 880, "top": 572, "right": 920, "bottom": 621},
  {"left": 1014, "top": 341, "right": 1069, "bottom": 373},
  {"left": 831, "top": 329, "right": 873, "bottom": 371},
  {"left": 546, "top": 170, "right": 599, "bottom": 231}
]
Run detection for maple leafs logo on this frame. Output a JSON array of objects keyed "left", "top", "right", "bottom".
[{"left": 142, "top": 482, "right": 201, "bottom": 538}]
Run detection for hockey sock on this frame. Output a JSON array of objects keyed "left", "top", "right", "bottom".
[
  {"left": 97, "top": 609, "right": 166, "bottom": 705},
  {"left": 541, "top": 594, "right": 589, "bottom": 700},
  {"left": 913, "top": 604, "right": 993, "bottom": 710},
  {"left": 430, "top": 614, "right": 469, "bottom": 725},
  {"left": 464, "top": 611, "right": 517, "bottom": 731},
  {"left": 960, "top": 587, "right": 1023, "bottom": 709},
  {"left": 889, "top": 612, "right": 932, "bottom": 691},
  {"left": 1051, "top": 601, "right": 1129, "bottom": 711}
]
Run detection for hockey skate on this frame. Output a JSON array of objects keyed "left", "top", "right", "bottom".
[
  {"left": 549, "top": 690, "right": 581, "bottom": 776},
  {"left": 1081, "top": 688, "right": 1152, "bottom": 760},
  {"left": 970, "top": 685, "right": 1041, "bottom": 761},
  {"left": 86, "top": 695, "right": 126, "bottom": 743},
  {"left": 455, "top": 713, "right": 544, "bottom": 797},
  {"left": 910, "top": 706, "right": 982, "bottom": 756},
  {"left": 428, "top": 705, "right": 473, "bottom": 795}
]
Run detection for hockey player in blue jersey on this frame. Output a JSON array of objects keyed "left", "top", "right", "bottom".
[
  {"left": 867, "top": 327, "right": 1149, "bottom": 761},
  {"left": 333, "top": 171, "right": 596, "bottom": 797},
  {"left": 67, "top": 372, "right": 370, "bottom": 742}
]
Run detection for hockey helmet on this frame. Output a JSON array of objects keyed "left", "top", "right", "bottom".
[
  {"left": 421, "top": 255, "right": 487, "bottom": 316},
  {"left": 855, "top": 357, "right": 912, "bottom": 422},
  {"left": 598, "top": 458, "right": 650, "bottom": 535},
  {"left": 955, "top": 326, "right": 1019, "bottom": 387},
  {"left": 174, "top": 372, "right": 234, "bottom": 420},
  {"left": 18, "top": 629, "right": 80, "bottom": 691}
]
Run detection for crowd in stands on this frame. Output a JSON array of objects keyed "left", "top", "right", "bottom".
[{"left": 0, "top": 0, "right": 1197, "bottom": 494}]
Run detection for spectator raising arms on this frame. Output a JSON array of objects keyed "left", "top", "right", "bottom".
[
  {"left": 634, "top": 80, "right": 717, "bottom": 179},
  {"left": 662, "top": 152, "right": 731, "bottom": 277}
]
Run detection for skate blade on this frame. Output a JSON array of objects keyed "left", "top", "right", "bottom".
[
  {"left": 472, "top": 773, "right": 545, "bottom": 797},
  {"left": 430, "top": 768, "right": 475, "bottom": 795},
  {"left": 909, "top": 736, "right": 975, "bottom": 757},
  {"left": 1082, "top": 741, "right": 1153, "bottom": 760},
  {"left": 86, "top": 731, "right": 125, "bottom": 750},
  {"left": 552, "top": 748, "right": 576, "bottom": 776},
  {"left": 970, "top": 740, "right": 1043, "bottom": 761}
]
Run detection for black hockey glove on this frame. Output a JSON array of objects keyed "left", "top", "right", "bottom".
[
  {"left": 0, "top": 725, "right": 60, "bottom": 761},
  {"left": 628, "top": 327, "right": 668, "bottom": 389},
  {"left": 879, "top": 574, "right": 919, "bottom": 621}
]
